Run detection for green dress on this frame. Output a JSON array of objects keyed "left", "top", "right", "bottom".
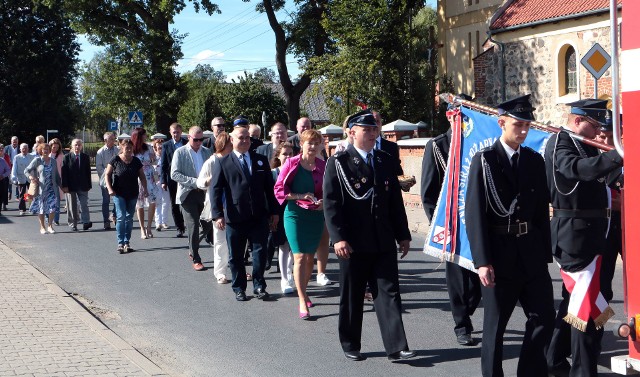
[{"left": 283, "top": 167, "right": 324, "bottom": 254}]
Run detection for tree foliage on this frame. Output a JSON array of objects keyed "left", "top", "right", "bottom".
[
  {"left": 0, "top": 0, "right": 80, "bottom": 144},
  {"left": 257, "top": 0, "right": 333, "bottom": 129},
  {"left": 53, "top": 0, "right": 220, "bottom": 134},
  {"left": 309, "top": 2, "right": 446, "bottom": 128},
  {"left": 177, "top": 68, "right": 287, "bottom": 130}
]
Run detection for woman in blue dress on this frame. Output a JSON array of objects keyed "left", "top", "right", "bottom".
[{"left": 25, "top": 143, "right": 60, "bottom": 234}]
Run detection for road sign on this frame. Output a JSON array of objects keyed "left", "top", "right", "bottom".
[
  {"left": 128, "top": 111, "right": 143, "bottom": 125},
  {"left": 108, "top": 121, "right": 118, "bottom": 131},
  {"left": 581, "top": 43, "right": 612, "bottom": 80}
]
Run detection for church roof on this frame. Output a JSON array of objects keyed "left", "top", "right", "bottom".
[{"left": 490, "top": 0, "right": 621, "bottom": 31}]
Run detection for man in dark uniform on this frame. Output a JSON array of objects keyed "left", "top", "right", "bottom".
[
  {"left": 324, "top": 109, "right": 416, "bottom": 362},
  {"left": 421, "top": 96, "right": 481, "bottom": 347},
  {"left": 465, "top": 95, "right": 556, "bottom": 377},
  {"left": 545, "top": 100, "right": 623, "bottom": 377}
]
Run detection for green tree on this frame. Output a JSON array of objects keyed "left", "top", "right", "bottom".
[
  {"left": 52, "top": 0, "right": 220, "bottom": 134},
  {"left": 177, "top": 65, "right": 225, "bottom": 128},
  {"left": 0, "top": 0, "right": 80, "bottom": 144},
  {"left": 309, "top": 1, "right": 444, "bottom": 126},
  {"left": 219, "top": 72, "right": 287, "bottom": 127},
  {"left": 77, "top": 42, "right": 154, "bottom": 135},
  {"left": 258, "top": 0, "right": 333, "bottom": 129}
]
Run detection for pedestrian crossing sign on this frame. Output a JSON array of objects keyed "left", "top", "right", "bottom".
[{"left": 128, "top": 111, "right": 143, "bottom": 125}]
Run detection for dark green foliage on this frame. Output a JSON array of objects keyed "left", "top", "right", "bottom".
[{"left": 0, "top": 0, "right": 79, "bottom": 145}]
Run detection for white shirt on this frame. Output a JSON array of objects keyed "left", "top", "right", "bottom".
[
  {"left": 499, "top": 139, "right": 520, "bottom": 161},
  {"left": 233, "top": 150, "right": 252, "bottom": 175},
  {"left": 353, "top": 146, "right": 374, "bottom": 162},
  {"left": 188, "top": 145, "right": 204, "bottom": 175}
]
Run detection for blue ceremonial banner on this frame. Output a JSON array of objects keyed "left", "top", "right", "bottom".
[{"left": 423, "top": 106, "right": 552, "bottom": 272}]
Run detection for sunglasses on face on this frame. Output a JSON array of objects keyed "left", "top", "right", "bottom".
[
  {"left": 191, "top": 138, "right": 205, "bottom": 142},
  {"left": 213, "top": 124, "right": 225, "bottom": 128}
]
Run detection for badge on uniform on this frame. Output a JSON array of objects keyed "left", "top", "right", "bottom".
[
  {"left": 257, "top": 160, "right": 263, "bottom": 166},
  {"left": 355, "top": 183, "right": 361, "bottom": 189},
  {"left": 385, "top": 180, "right": 389, "bottom": 191},
  {"left": 353, "top": 157, "right": 360, "bottom": 165},
  {"left": 361, "top": 177, "right": 367, "bottom": 183}
]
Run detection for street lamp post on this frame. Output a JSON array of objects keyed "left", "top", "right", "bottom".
[{"left": 46, "top": 129, "right": 58, "bottom": 143}]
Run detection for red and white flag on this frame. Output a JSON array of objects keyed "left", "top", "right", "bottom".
[{"left": 560, "top": 255, "right": 614, "bottom": 331}]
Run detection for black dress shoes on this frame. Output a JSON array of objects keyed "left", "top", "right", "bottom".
[
  {"left": 387, "top": 350, "right": 417, "bottom": 361},
  {"left": 176, "top": 229, "right": 185, "bottom": 238},
  {"left": 548, "top": 361, "right": 571, "bottom": 377},
  {"left": 235, "top": 291, "right": 247, "bottom": 301},
  {"left": 456, "top": 333, "right": 475, "bottom": 346},
  {"left": 254, "top": 288, "right": 269, "bottom": 300},
  {"left": 83, "top": 222, "right": 92, "bottom": 230},
  {"left": 344, "top": 351, "right": 366, "bottom": 361}
]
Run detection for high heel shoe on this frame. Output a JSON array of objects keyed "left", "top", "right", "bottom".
[
  {"left": 47, "top": 226, "right": 56, "bottom": 234},
  {"left": 306, "top": 300, "right": 314, "bottom": 308},
  {"left": 299, "top": 306, "right": 311, "bottom": 320},
  {"left": 146, "top": 227, "right": 154, "bottom": 238},
  {"left": 141, "top": 229, "right": 147, "bottom": 239}
]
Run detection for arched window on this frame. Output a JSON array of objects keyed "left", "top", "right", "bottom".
[
  {"left": 565, "top": 46, "right": 577, "bottom": 94},
  {"left": 557, "top": 44, "right": 578, "bottom": 97}
]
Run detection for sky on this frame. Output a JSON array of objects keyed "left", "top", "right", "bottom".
[{"left": 77, "top": 0, "right": 437, "bottom": 82}]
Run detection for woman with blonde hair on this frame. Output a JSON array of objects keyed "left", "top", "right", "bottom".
[
  {"left": 274, "top": 130, "right": 326, "bottom": 319},
  {"left": 152, "top": 139, "right": 171, "bottom": 231}
]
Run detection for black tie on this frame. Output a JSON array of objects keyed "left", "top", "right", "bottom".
[
  {"left": 240, "top": 153, "right": 251, "bottom": 179},
  {"left": 366, "top": 152, "right": 373, "bottom": 168},
  {"left": 511, "top": 153, "right": 519, "bottom": 178},
  {"left": 76, "top": 154, "right": 80, "bottom": 169}
]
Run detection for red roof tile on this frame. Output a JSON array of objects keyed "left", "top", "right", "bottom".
[{"left": 491, "top": 0, "right": 621, "bottom": 30}]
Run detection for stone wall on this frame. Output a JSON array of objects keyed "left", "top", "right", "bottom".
[{"left": 474, "top": 25, "right": 617, "bottom": 127}]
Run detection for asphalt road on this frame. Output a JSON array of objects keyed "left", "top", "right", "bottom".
[{"left": 0, "top": 181, "right": 629, "bottom": 377}]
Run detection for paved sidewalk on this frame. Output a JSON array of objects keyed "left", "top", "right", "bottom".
[{"left": 0, "top": 240, "right": 166, "bottom": 377}]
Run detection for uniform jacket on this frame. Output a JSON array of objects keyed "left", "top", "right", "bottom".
[
  {"left": 61, "top": 152, "right": 92, "bottom": 192},
  {"left": 465, "top": 140, "right": 552, "bottom": 278},
  {"left": 420, "top": 128, "right": 451, "bottom": 221},
  {"left": 170, "top": 145, "right": 212, "bottom": 205},
  {"left": 378, "top": 137, "right": 404, "bottom": 176},
  {"left": 211, "top": 150, "right": 278, "bottom": 224},
  {"left": 544, "top": 130, "right": 623, "bottom": 271},
  {"left": 273, "top": 154, "right": 325, "bottom": 208},
  {"left": 323, "top": 145, "right": 411, "bottom": 254},
  {"left": 25, "top": 157, "right": 61, "bottom": 199},
  {"left": 161, "top": 137, "right": 188, "bottom": 185}
]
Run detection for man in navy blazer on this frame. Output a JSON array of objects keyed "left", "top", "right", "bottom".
[
  {"left": 212, "top": 126, "right": 279, "bottom": 301},
  {"left": 161, "top": 123, "right": 188, "bottom": 237}
]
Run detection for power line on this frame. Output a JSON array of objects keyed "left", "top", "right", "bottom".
[
  {"left": 183, "top": 14, "right": 266, "bottom": 53},
  {"left": 182, "top": 3, "right": 255, "bottom": 46}
]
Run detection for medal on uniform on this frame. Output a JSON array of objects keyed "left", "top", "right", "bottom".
[
  {"left": 354, "top": 183, "right": 361, "bottom": 189},
  {"left": 353, "top": 157, "right": 360, "bottom": 165},
  {"left": 361, "top": 177, "right": 367, "bottom": 183},
  {"left": 257, "top": 160, "right": 263, "bottom": 166}
]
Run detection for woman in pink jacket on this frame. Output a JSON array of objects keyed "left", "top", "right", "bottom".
[{"left": 274, "top": 129, "right": 326, "bottom": 319}]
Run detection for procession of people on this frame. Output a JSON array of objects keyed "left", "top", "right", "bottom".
[{"left": 1, "top": 99, "right": 623, "bottom": 376}]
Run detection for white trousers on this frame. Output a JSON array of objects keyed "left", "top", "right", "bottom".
[
  {"left": 154, "top": 183, "right": 171, "bottom": 226},
  {"left": 212, "top": 225, "right": 229, "bottom": 279}
]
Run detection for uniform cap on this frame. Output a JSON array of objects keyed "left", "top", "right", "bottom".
[
  {"left": 347, "top": 109, "right": 377, "bottom": 129},
  {"left": 567, "top": 99, "right": 608, "bottom": 125},
  {"left": 497, "top": 95, "right": 536, "bottom": 121}
]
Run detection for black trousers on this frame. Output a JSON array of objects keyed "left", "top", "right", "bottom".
[
  {"left": 601, "top": 211, "right": 622, "bottom": 302},
  {"left": 168, "top": 181, "right": 185, "bottom": 232},
  {"left": 445, "top": 261, "right": 482, "bottom": 336},
  {"left": 0, "top": 177, "right": 8, "bottom": 207},
  {"left": 480, "top": 269, "right": 555, "bottom": 377},
  {"left": 180, "top": 190, "right": 205, "bottom": 263},
  {"left": 546, "top": 284, "right": 604, "bottom": 377},
  {"left": 338, "top": 251, "right": 409, "bottom": 355},
  {"left": 226, "top": 218, "right": 269, "bottom": 293},
  {"left": 17, "top": 183, "right": 28, "bottom": 211}
]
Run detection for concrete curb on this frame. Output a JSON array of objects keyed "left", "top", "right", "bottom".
[{"left": 0, "top": 240, "right": 168, "bottom": 377}]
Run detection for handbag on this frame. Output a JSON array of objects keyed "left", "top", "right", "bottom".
[{"left": 27, "top": 180, "right": 39, "bottom": 198}]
